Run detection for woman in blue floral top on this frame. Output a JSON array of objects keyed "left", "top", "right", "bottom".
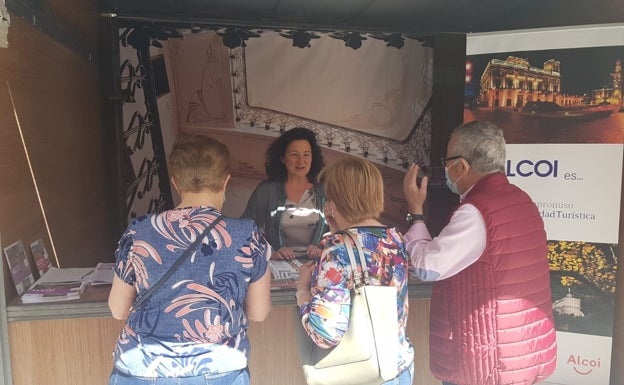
[
  {"left": 108, "top": 134, "right": 272, "bottom": 385},
  {"left": 296, "top": 157, "right": 414, "bottom": 385}
]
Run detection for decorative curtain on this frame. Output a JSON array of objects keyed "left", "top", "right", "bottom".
[{"left": 244, "top": 32, "right": 431, "bottom": 141}]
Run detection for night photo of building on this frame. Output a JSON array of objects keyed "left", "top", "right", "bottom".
[{"left": 464, "top": 46, "right": 624, "bottom": 144}]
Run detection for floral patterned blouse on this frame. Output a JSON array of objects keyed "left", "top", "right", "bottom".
[
  {"left": 112, "top": 206, "right": 270, "bottom": 377},
  {"left": 299, "top": 226, "right": 414, "bottom": 374}
]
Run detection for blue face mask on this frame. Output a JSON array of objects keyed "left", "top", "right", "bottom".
[{"left": 444, "top": 160, "right": 462, "bottom": 195}]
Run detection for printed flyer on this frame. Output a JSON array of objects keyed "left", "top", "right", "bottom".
[{"left": 3, "top": 240, "right": 34, "bottom": 295}]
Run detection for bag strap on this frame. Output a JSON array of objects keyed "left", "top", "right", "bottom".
[
  {"left": 130, "top": 215, "right": 223, "bottom": 311},
  {"left": 340, "top": 230, "right": 369, "bottom": 288}
]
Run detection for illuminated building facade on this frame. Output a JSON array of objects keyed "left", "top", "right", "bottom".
[
  {"left": 591, "top": 58, "right": 622, "bottom": 106},
  {"left": 478, "top": 56, "right": 584, "bottom": 108}
]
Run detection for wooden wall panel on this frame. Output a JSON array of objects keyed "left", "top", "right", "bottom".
[
  {"left": 8, "top": 317, "right": 123, "bottom": 385},
  {"left": 248, "top": 306, "right": 308, "bottom": 385},
  {"left": 8, "top": 300, "right": 438, "bottom": 385},
  {"left": 248, "top": 299, "right": 441, "bottom": 385},
  {"left": 405, "top": 298, "right": 440, "bottom": 385},
  {"left": 42, "top": 0, "right": 100, "bottom": 49},
  {"left": 0, "top": 15, "right": 115, "bottom": 302}
]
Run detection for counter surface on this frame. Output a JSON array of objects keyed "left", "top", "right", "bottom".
[
  {"left": 7, "top": 281, "right": 432, "bottom": 322},
  {"left": 7, "top": 281, "right": 438, "bottom": 385}
]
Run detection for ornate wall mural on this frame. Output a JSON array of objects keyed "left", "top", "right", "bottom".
[
  {"left": 243, "top": 31, "right": 431, "bottom": 141},
  {"left": 166, "top": 33, "right": 235, "bottom": 129},
  {"left": 167, "top": 30, "right": 433, "bottom": 172}
]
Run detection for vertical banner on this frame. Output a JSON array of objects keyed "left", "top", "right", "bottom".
[{"left": 466, "top": 25, "right": 624, "bottom": 385}]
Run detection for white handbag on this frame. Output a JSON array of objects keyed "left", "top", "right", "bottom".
[{"left": 296, "top": 231, "right": 399, "bottom": 385}]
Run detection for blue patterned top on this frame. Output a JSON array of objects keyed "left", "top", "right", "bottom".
[
  {"left": 300, "top": 227, "right": 414, "bottom": 373},
  {"left": 112, "top": 206, "right": 270, "bottom": 377}
]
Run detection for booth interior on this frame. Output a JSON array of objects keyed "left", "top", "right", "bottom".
[{"left": 1, "top": 1, "right": 623, "bottom": 385}]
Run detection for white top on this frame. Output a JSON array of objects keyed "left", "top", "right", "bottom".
[
  {"left": 281, "top": 189, "right": 320, "bottom": 256},
  {"left": 404, "top": 203, "right": 487, "bottom": 281}
]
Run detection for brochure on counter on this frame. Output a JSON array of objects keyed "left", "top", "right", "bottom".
[
  {"left": 21, "top": 280, "right": 86, "bottom": 303},
  {"left": 20, "top": 263, "right": 115, "bottom": 303},
  {"left": 20, "top": 267, "right": 91, "bottom": 303},
  {"left": 83, "top": 262, "right": 115, "bottom": 285},
  {"left": 269, "top": 259, "right": 304, "bottom": 290}
]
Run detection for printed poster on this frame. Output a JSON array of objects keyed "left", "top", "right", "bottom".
[
  {"left": 29, "top": 238, "right": 51, "bottom": 276},
  {"left": 466, "top": 25, "right": 624, "bottom": 385},
  {"left": 3, "top": 240, "right": 35, "bottom": 295}
]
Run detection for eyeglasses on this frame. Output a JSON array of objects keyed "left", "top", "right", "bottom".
[{"left": 440, "top": 155, "right": 463, "bottom": 167}]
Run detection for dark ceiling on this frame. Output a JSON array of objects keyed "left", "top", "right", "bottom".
[{"left": 100, "top": 0, "right": 624, "bottom": 34}]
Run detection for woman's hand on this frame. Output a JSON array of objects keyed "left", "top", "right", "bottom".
[
  {"left": 272, "top": 246, "right": 295, "bottom": 260},
  {"left": 306, "top": 245, "right": 322, "bottom": 259}
]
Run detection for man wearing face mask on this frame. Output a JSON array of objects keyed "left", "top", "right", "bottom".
[{"left": 402, "top": 120, "right": 557, "bottom": 385}]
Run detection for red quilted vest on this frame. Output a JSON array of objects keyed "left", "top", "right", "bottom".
[{"left": 429, "top": 173, "right": 557, "bottom": 385}]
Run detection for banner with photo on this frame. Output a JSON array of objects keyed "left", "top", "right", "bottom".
[{"left": 466, "top": 25, "right": 624, "bottom": 385}]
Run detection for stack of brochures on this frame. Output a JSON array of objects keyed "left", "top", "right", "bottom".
[
  {"left": 20, "top": 267, "right": 92, "bottom": 303},
  {"left": 269, "top": 259, "right": 304, "bottom": 290},
  {"left": 21, "top": 281, "right": 86, "bottom": 303}
]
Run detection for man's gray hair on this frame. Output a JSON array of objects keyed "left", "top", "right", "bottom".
[{"left": 451, "top": 120, "right": 506, "bottom": 174}]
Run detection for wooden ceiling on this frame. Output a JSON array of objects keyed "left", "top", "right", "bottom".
[{"left": 99, "top": 0, "right": 624, "bottom": 34}]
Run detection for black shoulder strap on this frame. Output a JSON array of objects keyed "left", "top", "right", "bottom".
[{"left": 130, "top": 215, "right": 224, "bottom": 311}]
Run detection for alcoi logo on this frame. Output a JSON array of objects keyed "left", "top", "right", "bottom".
[
  {"left": 567, "top": 354, "right": 601, "bottom": 375},
  {"left": 506, "top": 159, "right": 559, "bottom": 178}
]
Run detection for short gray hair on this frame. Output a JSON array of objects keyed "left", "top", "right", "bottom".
[{"left": 450, "top": 120, "right": 506, "bottom": 173}]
